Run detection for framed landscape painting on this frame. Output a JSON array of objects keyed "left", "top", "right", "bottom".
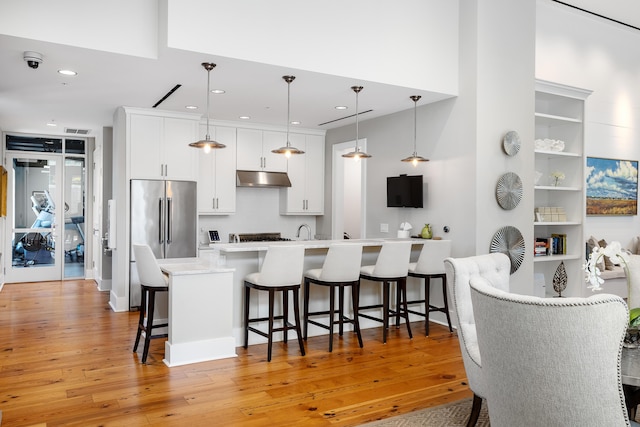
[{"left": 586, "top": 157, "right": 638, "bottom": 216}]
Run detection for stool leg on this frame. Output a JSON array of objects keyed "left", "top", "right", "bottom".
[
  {"left": 292, "top": 287, "right": 305, "bottom": 356},
  {"left": 303, "top": 278, "right": 310, "bottom": 341},
  {"left": 440, "top": 275, "right": 454, "bottom": 332},
  {"left": 352, "top": 281, "right": 363, "bottom": 348},
  {"left": 338, "top": 285, "right": 345, "bottom": 337},
  {"left": 282, "top": 289, "right": 289, "bottom": 344},
  {"left": 243, "top": 284, "right": 250, "bottom": 349},
  {"left": 399, "top": 278, "right": 412, "bottom": 339},
  {"left": 267, "top": 289, "right": 275, "bottom": 362},
  {"left": 382, "top": 281, "right": 390, "bottom": 344},
  {"left": 395, "top": 281, "right": 402, "bottom": 328},
  {"left": 425, "top": 276, "right": 431, "bottom": 336},
  {"left": 133, "top": 287, "right": 146, "bottom": 352},
  {"left": 328, "top": 284, "right": 336, "bottom": 352},
  {"left": 141, "top": 289, "right": 156, "bottom": 364}
]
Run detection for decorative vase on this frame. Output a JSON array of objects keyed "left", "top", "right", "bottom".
[{"left": 421, "top": 224, "right": 432, "bottom": 239}]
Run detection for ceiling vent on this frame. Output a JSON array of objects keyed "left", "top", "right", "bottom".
[{"left": 65, "top": 128, "right": 90, "bottom": 135}]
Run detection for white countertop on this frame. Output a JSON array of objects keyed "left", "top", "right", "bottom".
[
  {"left": 202, "top": 238, "right": 429, "bottom": 253},
  {"left": 158, "top": 257, "right": 234, "bottom": 275}
]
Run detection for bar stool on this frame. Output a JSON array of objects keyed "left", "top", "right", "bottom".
[
  {"left": 358, "top": 240, "right": 413, "bottom": 343},
  {"left": 132, "top": 244, "right": 169, "bottom": 364},
  {"left": 303, "top": 243, "right": 364, "bottom": 352},
  {"left": 244, "top": 245, "right": 305, "bottom": 362},
  {"left": 406, "top": 239, "right": 453, "bottom": 336}
]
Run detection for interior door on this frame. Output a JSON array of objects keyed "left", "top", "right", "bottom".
[{"left": 5, "top": 153, "right": 64, "bottom": 283}]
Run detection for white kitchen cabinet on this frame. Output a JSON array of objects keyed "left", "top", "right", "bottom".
[
  {"left": 236, "top": 128, "right": 287, "bottom": 172},
  {"left": 128, "top": 108, "right": 199, "bottom": 181},
  {"left": 197, "top": 125, "right": 236, "bottom": 214},
  {"left": 533, "top": 80, "right": 591, "bottom": 297},
  {"left": 280, "top": 133, "right": 324, "bottom": 215}
]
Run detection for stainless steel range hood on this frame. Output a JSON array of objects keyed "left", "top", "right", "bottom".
[{"left": 236, "top": 170, "right": 292, "bottom": 188}]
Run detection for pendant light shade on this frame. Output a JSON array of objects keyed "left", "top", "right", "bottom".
[
  {"left": 401, "top": 95, "right": 429, "bottom": 166},
  {"left": 272, "top": 75, "right": 304, "bottom": 158},
  {"left": 189, "top": 62, "right": 226, "bottom": 152},
  {"left": 342, "top": 86, "right": 371, "bottom": 160}
]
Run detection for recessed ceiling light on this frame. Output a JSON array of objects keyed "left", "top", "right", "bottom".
[
  {"left": 185, "top": 105, "right": 198, "bottom": 110},
  {"left": 290, "top": 121, "right": 301, "bottom": 125},
  {"left": 46, "top": 121, "right": 57, "bottom": 127},
  {"left": 211, "top": 89, "right": 225, "bottom": 94},
  {"left": 239, "top": 116, "right": 251, "bottom": 120},
  {"left": 58, "top": 69, "right": 77, "bottom": 76},
  {"left": 335, "top": 106, "right": 348, "bottom": 110}
]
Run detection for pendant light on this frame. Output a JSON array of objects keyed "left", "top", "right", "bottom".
[
  {"left": 342, "top": 86, "right": 371, "bottom": 160},
  {"left": 272, "top": 75, "right": 304, "bottom": 157},
  {"left": 189, "top": 62, "right": 226, "bottom": 153},
  {"left": 401, "top": 95, "right": 429, "bottom": 166}
]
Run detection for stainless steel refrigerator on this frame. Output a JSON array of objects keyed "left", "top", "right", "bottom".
[{"left": 129, "top": 179, "right": 197, "bottom": 308}]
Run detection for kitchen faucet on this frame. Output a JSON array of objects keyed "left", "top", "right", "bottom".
[{"left": 296, "top": 224, "right": 311, "bottom": 241}]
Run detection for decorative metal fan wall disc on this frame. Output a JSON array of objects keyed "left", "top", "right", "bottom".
[
  {"left": 490, "top": 226, "right": 525, "bottom": 274},
  {"left": 496, "top": 172, "right": 523, "bottom": 210},
  {"left": 502, "top": 130, "right": 521, "bottom": 156}
]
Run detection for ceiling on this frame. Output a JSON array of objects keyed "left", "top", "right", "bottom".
[{"left": 0, "top": 0, "right": 637, "bottom": 139}]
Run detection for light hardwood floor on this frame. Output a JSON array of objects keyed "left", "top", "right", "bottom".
[{"left": 0, "top": 280, "right": 472, "bottom": 426}]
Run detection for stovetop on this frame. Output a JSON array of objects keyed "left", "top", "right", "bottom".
[{"left": 230, "top": 232, "right": 292, "bottom": 243}]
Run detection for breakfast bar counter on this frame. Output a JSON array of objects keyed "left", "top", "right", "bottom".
[{"left": 199, "top": 238, "right": 429, "bottom": 347}]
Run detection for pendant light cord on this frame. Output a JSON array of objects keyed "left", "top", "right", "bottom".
[
  {"left": 205, "top": 67, "right": 211, "bottom": 140},
  {"left": 286, "top": 79, "right": 291, "bottom": 148}
]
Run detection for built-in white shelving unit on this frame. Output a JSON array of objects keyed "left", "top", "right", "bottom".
[{"left": 534, "top": 80, "right": 592, "bottom": 297}]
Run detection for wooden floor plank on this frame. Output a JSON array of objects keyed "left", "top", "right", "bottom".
[{"left": 0, "top": 280, "right": 471, "bottom": 426}]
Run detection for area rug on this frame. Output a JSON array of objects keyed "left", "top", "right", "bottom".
[{"left": 359, "top": 398, "right": 490, "bottom": 427}]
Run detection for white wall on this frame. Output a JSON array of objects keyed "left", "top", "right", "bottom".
[
  {"left": 536, "top": 0, "right": 640, "bottom": 248},
  {"left": 0, "top": 0, "right": 158, "bottom": 58},
  {"left": 322, "top": 0, "right": 535, "bottom": 294},
  {"left": 165, "top": 0, "right": 459, "bottom": 94}
]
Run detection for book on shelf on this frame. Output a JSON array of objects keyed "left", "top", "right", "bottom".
[{"left": 534, "top": 234, "right": 567, "bottom": 256}]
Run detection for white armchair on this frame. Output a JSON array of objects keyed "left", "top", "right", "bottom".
[
  {"left": 470, "top": 275, "right": 633, "bottom": 426},
  {"left": 444, "top": 253, "right": 511, "bottom": 426}
]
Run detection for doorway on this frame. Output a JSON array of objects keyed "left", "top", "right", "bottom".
[
  {"left": 332, "top": 139, "right": 367, "bottom": 240},
  {"left": 4, "top": 134, "right": 88, "bottom": 283}
]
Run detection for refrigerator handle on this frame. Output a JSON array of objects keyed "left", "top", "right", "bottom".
[
  {"left": 159, "top": 198, "right": 164, "bottom": 244},
  {"left": 166, "top": 197, "right": 172, "bottom": 244}
]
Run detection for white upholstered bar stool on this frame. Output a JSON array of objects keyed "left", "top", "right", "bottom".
[
  {"left": 303, "top": 243, "right": 364, "bottom": 352},
  {"left": 132, "top": 244, "right": 169, "bottom": 364},
  {"left": 406, "top": 239, "right": 453, "bottom": 336},
  {"left": 358, "top": 240, "right": 413, "bottom": 344},
  {"left": 243, "top": 245, "right": 306, "bottom": 362}
]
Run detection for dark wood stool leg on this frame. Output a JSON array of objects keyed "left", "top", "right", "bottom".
[
  {"left": 467, "top": 393, "right": 482, "bottom": 427},
  {"left": 425, "top": 276, "right": 431, "bottom": 336},
  {"left": 395, "top": 281, "right": 402, "bottom": 328},
  {"left": 382, "top": 281, "right": 390, "bottom": 344},
  {"left": 328, "top": 284, "right": 336, "bottom": 352},
  {"left": 282, "top": 289, "right": 289, "bottom": 344},
  {"left": 338, "top": 285, "right": 345, "bottom": 337},
  {"left": 133, "top": 287, "right": 146, "bottom": 352},
  {"left": 351, "top": 281, "right": 363, "bottom": 348},
  {"left": 303, "top": 278, "right": 310, "bottom": 340},
  {"left": 243, "top": 284, "right": 250, "bottom": 349},
  {"left": 399, "top": 278, "right": 412, "bottom": 339},
  {"left": 440, "top": 275, "right": 454, "bottom": 332},
  {"left": 141, "top": 288, "right": 156, "bottom": 364},
  {"left": 292, "top": 287, "right": 305, "bottom": 356},
  {"left": 267, "top": 289, "right": 275, "bottom": 362}
]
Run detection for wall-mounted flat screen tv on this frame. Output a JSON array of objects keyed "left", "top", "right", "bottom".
[{"left": 386, "top": 175, "right": 423, "bottom": 208}]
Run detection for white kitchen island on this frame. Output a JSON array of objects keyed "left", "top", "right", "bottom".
[
  {"left": 199, "top": 239, "right": 430, "bottom": 347},
  {"left": 158, "top": 258, "right": 236, "bottom": 367}
]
